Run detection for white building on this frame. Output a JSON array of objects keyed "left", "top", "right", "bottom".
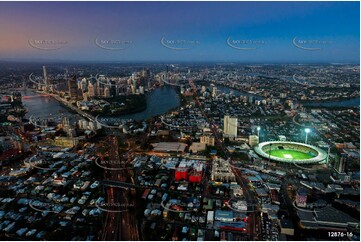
[
  {"left": 223, "top": 115, "right": 237, "bottom": 138},
  {"left": 249, "top": 135, "right": 259, "bottom": 147}
]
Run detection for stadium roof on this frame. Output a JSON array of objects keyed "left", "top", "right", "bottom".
[{"left": 254, "top": 141, "right": 327, "bottom": 164}]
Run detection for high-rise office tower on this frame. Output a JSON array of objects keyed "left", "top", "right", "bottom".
[
  {"left": 68, "top": 76, "right": 78, "bottom": 100},
  {"left": 23, "top": 79, "right": 26, "bottom": 91},
  {"left": 141, "top": 68, "right": 150, "bottom": 79},
  {"left": 43, "top": 66, "right": 48, "bottom": 88},
  {"left": 132, "top": 78, "right": 137, "bottom": 94},
  {"left": 88, "top": 82, "right": 95, "bottom": 98},
  {"left": 104, "top": 87, "right": 110, "bottom": 97},
  {"left": 109, "top": 80, "right": 116, "bottom": 97},
  {"left": 97, "top": 75, "right": 106, "bottom": 97},
  {"left": 223, "top": 115, "right": 238, "bottom": 138},
  {"left": 80, "top": 78, "right": 87, "bottom": 91}
]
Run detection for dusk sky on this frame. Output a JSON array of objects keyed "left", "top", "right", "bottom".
[{"left": 0, "top": 1, "right": 359, "bottom": 63}]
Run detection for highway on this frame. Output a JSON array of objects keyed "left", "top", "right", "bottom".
[{"left": 101, "top": 136, "right": 139, "bottom": 241}]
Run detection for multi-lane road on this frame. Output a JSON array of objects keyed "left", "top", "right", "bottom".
[{"left": 101, "top": 136, "right": 139, "bottom": 241}]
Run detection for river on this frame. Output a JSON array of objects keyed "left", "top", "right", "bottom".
[
  {"left": 22, "top": 90, "right": 71, "bottom": 118},
  {"left": 21, "top": 85, "right": 180, "bottom": 121},
  {"left": 112, "top": 85, "right": 180, "bottom": 120},
  {"left": 303, "top": 97, "right": 360, "bottom": 108}
]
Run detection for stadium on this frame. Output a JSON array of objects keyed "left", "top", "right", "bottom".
[{"left": 254, "top": 141, "right": 328, "bottom": 164}]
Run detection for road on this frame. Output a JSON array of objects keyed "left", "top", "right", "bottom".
[
  {"left": 188, "top": 79, "right": 259, "bottom": 240},
  {"left": 101, "top": 136, "right": 139, "bottom": 241}
]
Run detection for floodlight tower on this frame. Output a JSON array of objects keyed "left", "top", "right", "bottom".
[
  {"left": 257, "top": 126, "right": 261, "bottom": 141},
  {"left": 305, "top": 128, "right": 311, "bottom": 144}
]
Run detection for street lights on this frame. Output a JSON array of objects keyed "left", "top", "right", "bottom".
[{"left": 304, "top": 128, "right": 311, "bottom": 144}]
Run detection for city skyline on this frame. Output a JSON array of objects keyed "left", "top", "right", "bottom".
[
  {"left": 0, "top": 1, "right": 359, "bottom": 241},
  {"left": 0, "top": 1, "right": 359, "bottom": 63}
]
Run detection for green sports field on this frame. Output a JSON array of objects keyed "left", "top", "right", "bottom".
[{"left": 265, "top": 149, "right": 316, "bottom": 160}]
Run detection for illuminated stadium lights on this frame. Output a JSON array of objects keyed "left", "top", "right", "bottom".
[
  {"left": 257, "top": 126, "right": 261, "bottom": 141},
  {"left": 305, "top": 128, "right": 311, "bottom": 144}
]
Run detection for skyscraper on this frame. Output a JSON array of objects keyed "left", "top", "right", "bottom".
[
  {"left": 223, "top": 115, "right": 237, "bottom": 138},
  {"left": 97, "top": 75, "right": 106, "bottom": 97},
  {"left": 104, "top": 87, "right": 110, "bottom": 97},
  {"left": 43, "top": 65, "right": 48, "bottom": 92},
  {"left": 68, "top": 76, "right": 78, "bottom": 100},
  {"left": 88, "top": 82, "right": 95, "bottom": 98},
  {"left": 109, "top": 80, "right": 116, "bottom": 97},
  {"left": 80, "top": 78, "right": 88, "bottom": 91}
]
